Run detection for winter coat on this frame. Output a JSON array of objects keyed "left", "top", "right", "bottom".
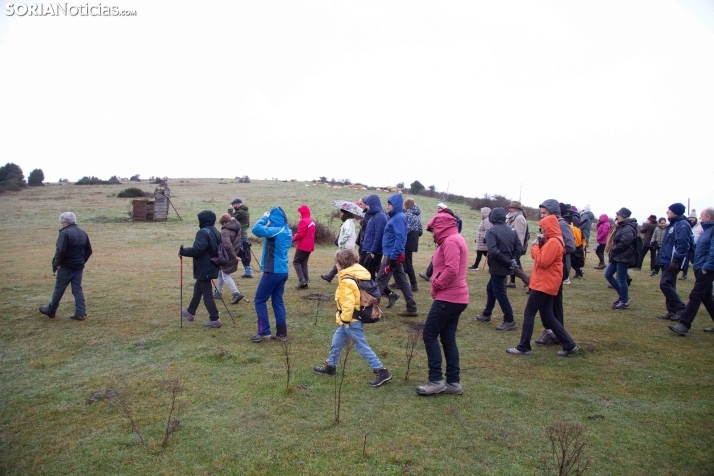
[
  {"left": 539, "top": 199, "right": 575, "bottom": 254},
  {"left": 639, "top": 222, "right": 656, "bottom": 247},
  {"left": 335, "top": 264, "right": 372, "bottom": 324},
  {"left": 486, "top": 208, "right": 522, "bottom": 276},
  {"left": 382, "top": 194, "right": 408, "bottom": 260},
  {"left": 657, "top": 215, "right": 692, "bottom": 267},
  {"left": 52, "top": 223, "right": 92, "bottom": 271},
  {"left": 337, "top": 217, "right": 356, "bottom": 249},
  {"left": 220, "top": 219, "right": 242, "bottom": 274},
  {"left": 252, "top": 207, "right": 293, "bottom": 274},
  {"left": 427, "top": 213, "right": 469, "bottom": 304},
  {"left": 608, "top": 218, "right": 638, "bottom": 266},
  {"left": 475, "top": 207, "right": 492, "bottom": 251},
  {"left": 596, "top": 215, "right": 611, "bottom": 245},
  {"left": 404, "top": 205, "right": 423, "bottom": 252},
  {"left": 180, "top": 210, "right": 220, "bottom": 280},
  {"left": 292, "top": 205, "right": 316, "bottom": 252},
  {"left": 529, "top": 215, "right": 565, "bottom": 296},
  {"left": 362, "top": 195, "right": 388, "bottom": 254},
  {"left": 651, "top": 225, "right": 666, "bottom": 247},
  {"left": 229, "top": 205, "right": 250, "bottom": 232},
  {"left": 693, "top": 221, "right": 714, "bottom": 272},
  {"left": 506, "top": 210, "right": 528, "bottom": 249},
  {"left": 579, "top": 210, "right": 595, "bottom": 241}
]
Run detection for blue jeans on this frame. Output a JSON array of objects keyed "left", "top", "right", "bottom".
[
  {"left": 327, "top": 320, "right": 383, "bottom": 370},
  {"left": 423, "top": 300, "right": 468, "bottom": 383},
  {"left": 254, "top": 272, "right": 288, "bottom": 336},
  {"left": 48, "top": 267, "right": 85, "bottom": 315},
  {"left": 604, "top": 261, "right": 629, "bottom": 303},
  {"left": 484, "top": 274, "right": 513, "bottom": 322}
]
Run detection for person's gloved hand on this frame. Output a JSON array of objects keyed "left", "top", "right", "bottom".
[
  {"left": 668, "top": 260, "right": 681, "bottom": 274},
  {"left": 509, "top": 259, "right": 518, "bottom": 271},
  {"left": 178, "top": 245, "right": 184, "bottom": 257},
  {"left": 397, "top": 253, "right": 405, "bottom": 264}
]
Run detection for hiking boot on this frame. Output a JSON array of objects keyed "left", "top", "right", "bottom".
[
  {"left": 411, "top": 284, "right": 419, "bottom": 292},
  {"left": 535, "top": 330, "right": 551, "bottom": 344},
  {"left": 369, "top": 368, "right": 392, "bottom": 387},
  {"left": 650, "top": 271, "right": 659, "bottom": 277},
  {"left": 271, "top": 334, "right": 288, "bottom": 342},
  {"left": 562, "top": 279, "right": 571, "bottom": 285},
  {"left": 313, "top": 362, "right": 336, "bottom": 376},
  {"left": 506, "top": 282, "right": 516, "bottom": 288},
  {"left": 241, "top": 274, "right": 253, "bottom": 278},
  {"left": 397, "top": 310, "right": 419, "bottom": 317},
  {"left": 69, "top": 314, "right": 86, "bottom": 321},
  {"left": 594, "top": 262, "right": 606, "bottom": 269},
  {"left": 320, "top": 274, "right": 333, "bottom": 283},
  {"left": 468, "top": 266, "right": 479, "bottom": 271},
  {"left": 204, "top": 319, "right": 221, "bottom": 328},
  {"left": 476, "top": 314, "right": 492, "bottom": 323},
  {"left": 181, "top": 309, "right": 195, "bottom": 321},
  {"left": 250, "top": 333, "right": 272, "bottom": 343},
  {"left": 387, "top": 292, "right": 400, "bottom": 309},
  {"left": 39, "top": 305, "right": 56, "bottom": 318},
  {"left": 418, "top": 273, "right": 430, "bottom": 282},
  {"left": 657, "top": 312, "right": 674, "bottom": 320},
  {"left": 444, "top": 382, "right": 463, "bottom": 395},
  {"left": 295, "top": 279, "right": 309, "bottom": 290},
  {"left": 669, "top": 311, "right": 682, "bottom": 321},
  {"left": 668, "top": 324, "right": 689, "bottom": 336},
  {"left": 614, "top": 301, "right": 630, "bottom": 310},
  {"left": 231, "top": 292, "right": 244, "bottom": 304},
  {"left": 213, "top": 290, "right": 222, "bottom": 300},
  {"left": 557, "top": 346, "right": 579, "bottom": 357},
  {"left": 416, "top": 380, "right": 446, "bottom": 395},
  {"left": 496, "top": 320, "right": 518, "bottom": 331},
  {"left": 704, "top": 326, "right": 714, "bottom": 333},
  {"left": 678, "top": 275, "right": 688, "bottom": 281},
  {"left": 612, "top": 299, "right": 622, "bottom": 309},
  {"left": 506, "top": 347, "right": 530, "bottom": 355}
]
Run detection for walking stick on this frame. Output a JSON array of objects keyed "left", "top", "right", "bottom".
[
  {"left": 211, "top": 280, "right": 237, "bottom": 326},
  {"left": 180, "top": 256, "right": 183, "bottom": 328}
]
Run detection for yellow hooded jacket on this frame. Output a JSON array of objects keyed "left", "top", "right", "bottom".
[{"left": 335, "top": 264, "right": 372, "bottom": 325}]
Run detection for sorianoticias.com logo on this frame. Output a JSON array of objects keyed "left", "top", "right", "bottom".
[{"left": 5, "top": 3, "right": 137, "bottom": 16}]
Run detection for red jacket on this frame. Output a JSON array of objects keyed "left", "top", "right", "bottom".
[
  {"left": 292, "top": 205, "right": 316, "bottom": 252},
  {"left": 427, "top": 213, "right": 469, "bottom": 304},
  {"left": 529, "top": 215, "right": 565, "bottom": 296}
]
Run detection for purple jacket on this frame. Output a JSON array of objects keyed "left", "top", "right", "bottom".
[{"left": 596, "top": 214, "right": 610, "bottom": 245}]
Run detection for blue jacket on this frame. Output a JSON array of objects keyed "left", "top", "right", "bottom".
[
  {"left": 382, "top": 194, "right": 408, "bottom": 260},
  {"left": 252, "top": 207, "right": 292, "bottom": 274},
  {"left": 362, "top": 194, "right": 388, "bottom": 254},
  {"left": 694, "top": 221, "right": 714, "bottom": 272},
  {"left": 657, "top": 214, "right": 692, "bottom": 267}
]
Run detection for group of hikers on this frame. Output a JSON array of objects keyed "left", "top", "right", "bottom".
[{"left": 39, "top": 194, "right": 714, "bottom": 396}]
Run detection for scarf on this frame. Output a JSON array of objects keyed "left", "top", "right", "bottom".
[{"left": 605, "top": 220, "right": 620, "bottom": 254}]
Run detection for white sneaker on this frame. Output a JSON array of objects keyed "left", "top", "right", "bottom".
[{"left": 562, "top": 279, "right": 571, "bottom": 285}]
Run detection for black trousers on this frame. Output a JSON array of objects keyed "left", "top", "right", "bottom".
[
  {"left": 678, "top": 270, "right": 714, "bottom": 328},
  {"left": 404, "top": 249, "right": 417, "bottom": 285},
  {"left": 474, "top": 250, "right": 488, "bottom": 268},
  {"left": 360, "top": 252, "right": 383, "bottom": 280},
  {"left": 660, "top": 268, "right": 686, "bottom": 314},
  {"left": 595, "top": 243, "right": 606, "bottom": 264},
  {"left": 188, "top": 279, "right": 219, "bottom": 321},
  {"left": 517, "top": 290, "right": 576, "bottom": 352},
  {"left": 637, "top": 245, "right": 657, "bottom": 271}
]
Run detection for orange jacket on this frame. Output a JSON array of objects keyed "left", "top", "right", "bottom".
[{"left": 529, "top": 215, "right": 565, "bottom": 296}]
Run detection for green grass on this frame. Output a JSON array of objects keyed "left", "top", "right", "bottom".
[{"left": 1, "top": 179, "right": 713, "bottom": 475}]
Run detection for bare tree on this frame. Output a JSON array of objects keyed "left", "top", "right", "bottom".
[{"left": 540, "top": 421, "right": 591, "bottom": 475}]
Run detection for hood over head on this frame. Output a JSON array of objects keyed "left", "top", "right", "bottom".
[
  {"left": 539, "top": 199, "right": 561, "bottom": 218},
  {"left": 198, "top": 210, "right": 216, "bottom": 228},
  {"left": 427, "top": 213, "right": 458, "bottom": 244},
  {"left": 387, "top": 194, "right": 403, "bottom": 216},
  {"left": 539, "top": 214, "right": 562, "bottom": 240},
  {"left": 267, "top": 207, "right": 288, "bottom": 227},
  {"left": 599, "top": 214, "right": 609, "bottom": 223},
  {"left": 489, "top": 207, "right": 507, "bottom": 224},
  {"left": 365, "top": 194, "right": 383, "bottom": 214},
  {"left": 480, "top": 207, "right": 491, "bottom": 219},
  {"left": 298, "top": 205, "right": 311, "bottom": 218}
]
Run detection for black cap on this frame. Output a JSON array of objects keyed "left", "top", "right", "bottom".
[{"left": 231, "top": 198, "right": 243, "bottom": 205}]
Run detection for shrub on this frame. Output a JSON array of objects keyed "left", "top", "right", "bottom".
[
  {"left": 76, "top": 176, "right": 110, "bottom": 185},
  {"left": 108, "top": 176, "right": 121, "bottom": 184},
  {"left": 410, "top": 180, "right": 425, "bottom": 195},
  {"left": 58, "top": 178, "right": 68, "bottom": 183},
  {"left": 118, "top": 187, "right": 150, "bottom": 198},
  {"left": 130, "top": 174, "right": 141, "bottom": 182},
  {"left": 28, "top": 169, "right": 45, "bottom": 186},
  {"left": 238, "top": 176, "right": 250, "bottom": 183},
  {"left": 0, "top": 163, "right": 26, "bottom": 189}
]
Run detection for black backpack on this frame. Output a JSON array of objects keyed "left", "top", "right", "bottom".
[
  {"left": 455, "top": 215, "right": 463, "bottom": 233},
  {"left": 632, "top": 235, "right": 643, "bottom": 262},
  {"left": 340, "top": 275, "right": 383, "bottom": 324}
]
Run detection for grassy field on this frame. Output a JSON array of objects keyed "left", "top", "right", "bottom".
[{"left": 1, "top": 179, "right": 712, "bottom": 475}]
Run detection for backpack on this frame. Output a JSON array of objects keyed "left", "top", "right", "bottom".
[
  {"left": 522, "top": 227, "right": 531, "bottom": 256},
  {"left": 203, "top": 228, "right": 230, "bottom": 267},
  {"left": 340, "top": 275, "right": 383, "bottom": 324},
  {"left": 569, "top": 224, "right": 586, "bottom": 268},
  {"left": 455, "top": 215, "right": 463, "bottom": 233},
  {"left": 632, "top": 235, "right": 644, "bottom": 264}
]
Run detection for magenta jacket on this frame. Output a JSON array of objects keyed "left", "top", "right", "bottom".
[
  {"left": 596, "top": 214, "right": 611, "bottom": 245},
  {"left": 292, "top": 205, "right": 316, "bottom": 252},
  {"left": 427, "top": 213, "right": 469, "bottom": 304}
]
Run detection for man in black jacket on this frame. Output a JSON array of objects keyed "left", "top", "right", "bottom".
[
  {"left": 475, "top": 208, "right": 522, "bottom": 330},
  {"left": 39, "top": 212, "right": 92, "bottom": 320}
]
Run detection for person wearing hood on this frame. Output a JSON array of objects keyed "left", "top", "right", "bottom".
[
  {"left": 505, "top": 201, "right": 531, "bottom": 288},
  {"left": 475, "top": 207, "right": 522, "bottom": 331},
  {"left": 579, "top": 205, "right": 595, "bottom": 248},
  {"left": 604, "top": 208, "right": 638, "bottom": 309},
  {"left": 214, "top": 213, "right": 244, "bottom": 304},
  {"left": 229, "top": 198, "right": 253, "bottom": 278},
  {"left": 418, "top": 203, "right": 458, "bottom": 281},
  {"left": 469, "top": 207, "right": 492, "bottom": 270},
  {"left": 179, "top": 210, "right": 222, "bottom": 328},
  {"left": 669, "top": 207, "right": 714, "bottom": 335},
  {"left": 594, "top": 214, "right": 611, "bottom": 269},
  {"left": 320, "top": 206, "right": 357, "bottom": 283},
  {"left": 360, "top": 194, "right": 388, "bottom": 279},
  {"left": 415, "top": 212, "right": 470, "bottom": 396},
  {"left": 656, "top": 203, "right": 693, "bottom": 321},
  {"left": 376, "top": 194, "right": 418, "bottom": 317},
  {"left": 507, "top": 214, "right": 579, "bottom": 357},
  {"left": 250, "top": 207, "right": 293, "bottom": 342},
  {"left": 637, "top": 215, "right": 658, "bottom": 272},
  {"left": 292, "top": 205, "right": 316, "bottom": 289},
  {"left": 313, "top": 249, "right": 393, "bottom": 387},
  {"left": 403, "top": 198, "right": 423, "bottom": 292},
  {"left": 650, "top": 217, "right": 667, "bottom": 276},
  {"left": 680, "top": 210, "right": 704, "bottom": 280},
  {"left": 534, "top": 199, "right": 576, "bottom": 346}
]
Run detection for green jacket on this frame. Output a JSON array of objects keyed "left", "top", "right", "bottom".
[{"left": 229, "top": 205, "right": 250, "bottom": 232}]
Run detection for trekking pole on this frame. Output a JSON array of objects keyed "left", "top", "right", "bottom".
[
  {"left": 314, "top": 300, "right": 322, "bottom": 325},
  {"left": 180, "top": 256, "right": 183, "bottom": 328},
  {"left": 211, "top": 280, "right": 237, "bottom": 326}
]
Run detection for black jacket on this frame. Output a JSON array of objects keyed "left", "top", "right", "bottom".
[
  {"left": 485, "top": 208, "right": 522, "bottom": 276},
  {"left": 52, "top": 224, "right": 92, "bottom": 271},
  {"left": 180, "top": 210, "right": 220, "bottom": 280},
  {"left": 609, "top": 218, "right": 638, "bottom": 266}
]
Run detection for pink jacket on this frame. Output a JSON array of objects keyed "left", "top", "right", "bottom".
[
  {"left": 292, "top": 205, "right": 316, "bottom": 252},
  {"left": 427, "top": 213, "right": 469, "bottom": 304},
  {"left": 596, "top": 214, "right": 610, "bottom": 245}
]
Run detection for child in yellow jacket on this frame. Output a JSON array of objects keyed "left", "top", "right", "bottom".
[{"left": 313, "top": 249, "right": 392, "bottom": 387}]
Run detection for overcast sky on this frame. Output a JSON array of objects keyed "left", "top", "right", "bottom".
[{"left": 1, "top": 0, "right": 713, "bottom": 220}]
